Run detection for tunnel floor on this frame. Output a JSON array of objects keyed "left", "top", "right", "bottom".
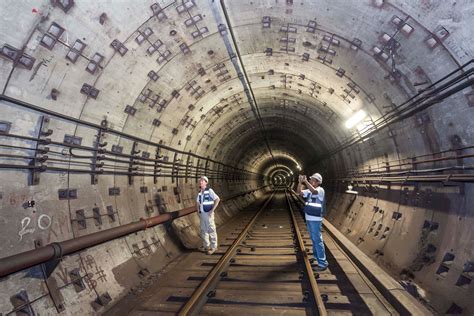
[{"left": 103, "top": 192, "right": 407, "bottom": 315}]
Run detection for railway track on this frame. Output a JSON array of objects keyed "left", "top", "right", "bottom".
[{"left": 106, "top": 189, "right": 426, "bottom": 315}]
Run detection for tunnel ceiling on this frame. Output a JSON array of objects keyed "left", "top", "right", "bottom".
[
  {"left": 1, "top": 1, "right": 473, "bottom": 314},
  {"left": 0, "top": 0, "right": 472, "bottom": 177}
]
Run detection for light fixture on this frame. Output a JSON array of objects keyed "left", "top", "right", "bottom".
[
  {"left": 345, "top": 110, "right": 367, "bottom": 129},
  {"left": 345, "top": 185, "right": 358, "bottom": 195}
]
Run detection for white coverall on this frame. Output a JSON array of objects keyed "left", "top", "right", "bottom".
[{"left": 197, "top": 188, "right": 219, "bottom": 249}]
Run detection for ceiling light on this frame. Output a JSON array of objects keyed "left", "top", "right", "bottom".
[{"left": 345, "top": 110, "right": 367, "bottom": 129}]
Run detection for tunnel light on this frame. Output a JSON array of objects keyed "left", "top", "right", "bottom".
[
  {"left": 296, "top": 164, "right": 301, "bottom": 170},
  {"left": 345, "top": 110, "right": 367, "bottom": 129},
  {"left": 345, "top": 185, "right": 358, "bottom": 195}
]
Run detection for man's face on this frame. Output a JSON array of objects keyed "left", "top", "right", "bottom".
[
  {"left": 199, "top": 179, "right": 207, "bottom": 187},
  {"left": 310, "top": 178, "right": 318, "bottom": 186}
]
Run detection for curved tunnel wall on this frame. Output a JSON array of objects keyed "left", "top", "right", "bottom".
[{"left": 0, "top": 0, "right": 473, "bottom": 314}]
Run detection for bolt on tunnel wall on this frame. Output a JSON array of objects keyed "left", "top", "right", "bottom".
[{"left": 0, "top": 0, "right": 473, "bottom": 314}]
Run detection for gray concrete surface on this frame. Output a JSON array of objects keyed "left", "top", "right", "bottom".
[{"left": 0, "top": 0, "right": 473, "bottom": 314}]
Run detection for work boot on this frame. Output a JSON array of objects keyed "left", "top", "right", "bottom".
[
  {"left": 312, "top": 266, "right": 328, "bottom": 272},
  {"left": 199, "top": 246, "right": 209, "bottom": 253},
  {"left": 206, "top": 248, "right": 217, "bottom": 255}
]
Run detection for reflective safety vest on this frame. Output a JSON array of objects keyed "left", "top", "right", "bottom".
[
  {"left": 303, "top": 192, "right": 324, "bottom": 217},
  {"left": 198, "top": 188, "right": 215, "bottom": 212}
]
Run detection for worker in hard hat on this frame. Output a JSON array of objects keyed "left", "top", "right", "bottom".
[
  {"left": 297, "top": 173, "right": 328, "bottom": 271},
  {"left": 196, "top": 176, "right": 220, "bottom": 255}
]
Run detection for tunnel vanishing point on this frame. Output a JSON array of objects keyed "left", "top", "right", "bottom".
[{"left": 0, "top": 0, "right": 473, "bottom": 315}]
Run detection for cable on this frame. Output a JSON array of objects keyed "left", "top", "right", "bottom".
[
  {"left": 319, "top": 60, "right": 474, "bottom": 161},
  {"left": 216, "top": 0, "right": 279, "bottom": 174}
]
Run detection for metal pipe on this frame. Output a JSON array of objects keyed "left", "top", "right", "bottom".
[
  {"left": 338, "top": 151, "right": 474, "bottom": 175},
  {"left": 6, "top": 159, "right": 472, "bottom": 183},
  {"left": 0, "top": 186, "right": 268, "bottom": 278},
  {"left": 333, "top": 145, "right": 474, "bottom": 176},
  {"left": 0, "top": 132, "right": 257, "bottom": 179},
  {"left": 320, "top": 63, "right": 474, "bottom": 160},
  {"left": 343, "top": 163, "right": 474, "bottom": 177},
  {"left": 67, "top": 149, "right": 238, "bottom": 178},
  {"left": 337, "top": 173, "right": 474, "bottom": 183},
  {"left": 0, "top": 207, "right": 195, "bottom": 277},
  {"left": 0, "top": 163, "right": 255, "bottom": 181},
  {"left": 1, "top": 94, "right": 257, "bottom": 176}
]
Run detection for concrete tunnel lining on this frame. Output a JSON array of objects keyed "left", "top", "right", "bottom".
[{"left": 0, "top": 0, "right": 473, "bottom": 314}]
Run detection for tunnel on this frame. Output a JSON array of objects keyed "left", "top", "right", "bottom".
[{"left": 0, "top": 0, "right": 473, "bottom": 314}]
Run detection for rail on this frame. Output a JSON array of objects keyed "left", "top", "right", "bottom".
[
  {"left": 178, "top": 191, "right": 275, "bottom": 315},
  {"left": 178, "top": 190, "right": 328, "bottom": 315},
  {"left": 0, "top": 186, "right": 268, "bottom": 278},
  {"left": 289, "top": 189, "right": 431, "bottom": 315},
  {"left": 285, "top": 190, "right": 327, "bottom": 316}
]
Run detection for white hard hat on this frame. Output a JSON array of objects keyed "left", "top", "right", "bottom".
[
  {"left": 310, "top": 173, "right": 323, "bottom": 183},
  {"left": 200, "top": 176, "right": 209, "bottom": 183}
]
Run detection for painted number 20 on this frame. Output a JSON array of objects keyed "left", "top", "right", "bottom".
[{"left": 18, "top": 214, "right": 52, "bottom": 241}]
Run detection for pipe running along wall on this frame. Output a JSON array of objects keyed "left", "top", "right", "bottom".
[{"left": 0, "top": 0, "right": 473, "bottom": 315}]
